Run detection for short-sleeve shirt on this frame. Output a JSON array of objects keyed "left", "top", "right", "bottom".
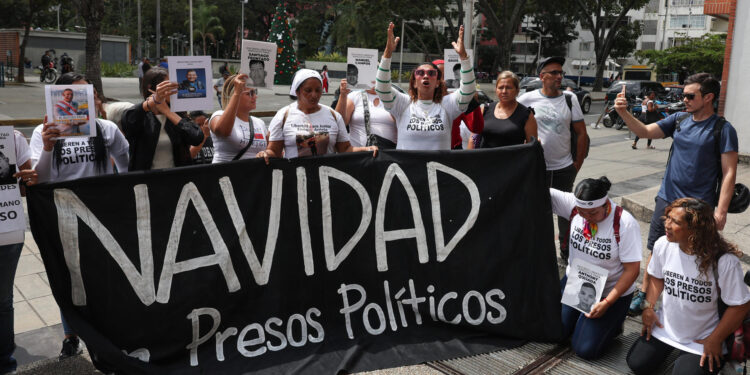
[
  {"left": 518, "top": 90, "right": 583, "bottom": 170},
  {"left": 656, "top": 113, "right": 738, "bottom": 205},
  {"left": 268, "top": 103, "right": 350, "bottom": 158},
  {"left": 30, "top": 119, "right": 130, "bottom": 182},
  {"left": 386, "top": 91, "right": 463, "bottom": 150},
  {"left": 209, "top": 110, "right": 267, "bottom": 163},
  {"left": 648, "top": 237, "right": 750, "bottom": 355},
  {"left": 480, "top": 102, "right": 531, "bottom": 148},
  {"left": 0, "top": 130, "right": 32, "bottom": 246},
  {"left": 346, "top": 91, "right": 397, "bottom": 147},
  {"left": 550, "top": 189, "right": 642, "bottom": 296}
]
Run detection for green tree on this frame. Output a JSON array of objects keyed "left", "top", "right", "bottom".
[
  {"left": 526, "top": 8, "right": 579, "bottom": 69},
  {"left": 268, "top": 1, "right": 298, "bottom": 84},
  {"left": 608, "top": 20, "right": 642, "bottom": 59},
  {"left": 189, "top": 0, "right": 225, "bottom": 56},
  {"left": 476, "top": 0, "right": 528, "bottom": 72},
  {"left": 0, "top": 0, "right": 55, "bottom": 83},
  {"left": 571, "top": 0, "right": 649, "bottom": 91},
  {"left": 635, "top": 33, "right": 726, "bottom": 79}
]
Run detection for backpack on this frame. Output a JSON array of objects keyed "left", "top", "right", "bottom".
[
  {"left": 712, "top": 263, "right": 750, "bottom": 365},
  {"left": 565, "top": 93, "right": 590, "bottom": 160},
  {"left": 565, "top": 204, "right": 624, "bottom": 246}
]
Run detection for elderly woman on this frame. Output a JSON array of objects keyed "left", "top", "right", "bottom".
[
  {"left": 209, "top": 73, "right": 267, "bottom": 162},
  {"left": 121, "top": 67, "right": 204, "bottom": 170},
  {"left": 335, "top": 78, "right": 397, "bottom": 149},
  {"left": 551, "top": 176, "right": 642, "bottom": 360},
  {"left": 259, "top": 69, "right": 376, "bottom": 161},
  {"left": 627, "top": 198, "right": 750, "bottom": 375},
  {"left": 474, "top": 71, "right": 538, "bottom": 148},
  {"left": 374, "top": 23, "right": 476, "bottom": 150}
]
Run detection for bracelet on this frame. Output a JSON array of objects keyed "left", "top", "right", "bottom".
[{"left": 151, "top": 95, "right": 163, "bottom": 105}]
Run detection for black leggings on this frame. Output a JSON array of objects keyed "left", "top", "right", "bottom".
[
  {"left": 626, "top": 336, "right": 724, "bottom": 375},
  {"left": 633, "top": 136, "right": 652, "bottom": 146}
]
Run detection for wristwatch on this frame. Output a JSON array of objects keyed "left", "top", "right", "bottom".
[{"left": 642, "top": 300, "right": 654, "bottom": 310}]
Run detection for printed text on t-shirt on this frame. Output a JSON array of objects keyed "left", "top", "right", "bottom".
[{"left": 664, "top": 270, "right": 713, "bottom": 303}]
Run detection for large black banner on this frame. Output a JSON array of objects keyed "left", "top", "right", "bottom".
[{"left": 28, "top": 143, "right": 562, "bottom": 374}]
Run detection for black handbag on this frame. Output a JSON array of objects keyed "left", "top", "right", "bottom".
[{"left": 361, "top": 91, "right": 396, "bottom": 150}]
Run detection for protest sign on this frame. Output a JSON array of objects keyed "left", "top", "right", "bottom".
[
  {"left": 561, "top": 259, "right": 608, "bottom": 314},
  {"left": 167, "top": 56, "right": 214, "bottom": 112},
  {"left": 240, "top": 40, "right": 277, "bottom": 89},
  {"left": 346, "top": 48, "right": 378, "bottom": 89},
  {"left": 0, "top": 126, "right": 24, "bottom": 233},
  {"left": 45, "top": 85, "right": 96, "bottom": 138},
  {"left": 443, "top": 49, "right": 474, "bottom": 89},
  {"left": 28, "top": 143, "right": 562, "bottom": 374}
]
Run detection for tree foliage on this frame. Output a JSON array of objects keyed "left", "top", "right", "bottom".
[
  {"left": 635, "top": 33, "right": 726, "bottom": 79},
  {"left": 189, "top": 0, "right": 225, "bottom": 56}
]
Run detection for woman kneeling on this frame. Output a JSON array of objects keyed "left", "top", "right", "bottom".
[
  {"left": 551, "top": 176, "right": 642, "bottom": 359},
  {"left": 627, "top": 198, "right": 750, "bottom": 375}
]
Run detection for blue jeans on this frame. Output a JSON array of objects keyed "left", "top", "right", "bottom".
[
  {"left": 560, "top": 275, "right": 631, "bottom": 360},
  {"left": 0, "top": 243, "right": 23, "bottom": 373}
]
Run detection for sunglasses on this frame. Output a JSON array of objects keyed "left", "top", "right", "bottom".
[
  {"left": 542, "top": 70, "right": 565, "bottom": 76},
  {"left": 245, "top": 88, "right": 257, "bottom": 96},
  {"left": 682, "top": 93, "right": 696, "bottom": 100},
  {"left": 414, "top": 69, "right": 438, "bottom": 77}
]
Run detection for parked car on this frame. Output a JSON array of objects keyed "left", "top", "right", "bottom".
[
  {"left": 664, "top": 85, "right": 684, "bottom": 102},
  {"left": 605, "top": 80, "right": 666, "bottom": 102},
  {"left": 476, "top": 71, "right": 492, "bottom": 83},
  {"left": 518, "top": 78, "right": 592, "bottom": 114}
]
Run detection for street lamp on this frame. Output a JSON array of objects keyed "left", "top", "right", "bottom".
[{"left": 240, "top": 0, "right": 248, "bottom": 41}]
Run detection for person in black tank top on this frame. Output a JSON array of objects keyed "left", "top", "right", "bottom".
[{"left": 474, "top": 71, "right": 538, "bottom": 148}]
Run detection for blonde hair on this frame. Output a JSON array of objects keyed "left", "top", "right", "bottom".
[
  {"left": 496, "top": 71, "right": 520, "bottom": 90},
  {"left": 221, "top": 74, "right": 239, "bottom": 110}
]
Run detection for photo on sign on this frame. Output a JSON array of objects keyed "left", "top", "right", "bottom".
[
  {"left": 443, "top": 49, "right": 474, "bottom": 89},
  {"left": 0, "top": 127, "right": 17, "bottom": 185},
  {"left": 561, "top": 259, "right": 608, "bottom": 314},
  {"left": 176, "top": 68, "right": 207, "bottom": 99},
  {"left": 346, "top": 48, "right": 378, "bottom": 89},
  {"left": 167, "top": 56, "right": 214, "bottom": 112},
  {"left": 44, "top": 85, "right": 96, "bottom": 138},
  {"left": 240, "top": 40, "right": 277, "bottom": 89}
]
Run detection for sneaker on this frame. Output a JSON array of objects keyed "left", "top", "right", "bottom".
[
  {"left": 629, "top": 290, "right": 646, "bottom": 315},
  {"left": 59, "top": 337, "right": 82, "bottom": 360}
]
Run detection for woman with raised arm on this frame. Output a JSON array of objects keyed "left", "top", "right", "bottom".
[
  {"left": 209, "top": 73, "right": 268, "bottom": 163},
  {"left": 627, "top": 198, "right": 750, "bottom": 375},
  {"left": 375, "top": 23, "right": 476, "bottom": 150},
  {"left": 258, "top": 69, "right": 376, "bottom": 162}
]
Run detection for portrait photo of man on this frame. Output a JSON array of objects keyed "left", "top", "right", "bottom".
[
  {"left": 576, "top": 282, "right": 597, "bottom": 313},
  {"left": 248, "top": 60, "right": 267, "bottom": 87},
  {"left": 347, "top": 64, "right": 359, "bottom": 87},
  {"left": 180, "top": 69, "right": 205, "bottom": 92}
]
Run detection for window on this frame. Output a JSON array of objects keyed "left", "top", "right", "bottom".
[
  {"left": 671, "top": 0, "right": 703, "bottom": 6},
  {"left": 670, "top": 15, "right": 706, "bottom": 29},
  {"left": 580, "top": 42, "right": 592, "bottom": 51},
  {"left": 641, "top": 41, "right": 656, "bottom": 50},
  {"left": 642, "top": 20, "right": 657, "bottom": 35},
  {"left": 645, "top": 0, "right": 660, "bottom": 13}
]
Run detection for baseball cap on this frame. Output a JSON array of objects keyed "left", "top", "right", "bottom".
[{"left": 537, "top": 56, "right": 565, "bottom": 75}]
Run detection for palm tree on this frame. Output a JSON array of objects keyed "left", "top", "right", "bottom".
[{"left": 189, "top": 0, "right": 224, "bottom": 56}]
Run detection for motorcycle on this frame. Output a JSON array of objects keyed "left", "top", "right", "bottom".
[
  {"left": 602, "top": 98, "right": 639, "bottom": 130},
  {"left": 60, "top": 54, "right": 74, "bottom": 74}
]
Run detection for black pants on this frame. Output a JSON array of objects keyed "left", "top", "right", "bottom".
[
  {"left": 545, "top": 164, "right": 578, "bottom": 256},
  {"left": 633, "top": 136, "right": 652, "bottom": 146},
  {"left": 626, "top": 336, "right": 724, "bottom": 375}
]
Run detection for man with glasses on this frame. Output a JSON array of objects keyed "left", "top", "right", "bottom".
[
  {"left": 518, "top": 56, "right": 587, "bottom": 261},
  {"left": 613, "top": 72, "right": 739, "bottom": 315}
]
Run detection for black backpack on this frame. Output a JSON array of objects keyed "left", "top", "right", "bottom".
[{"left": 565, "top": 93, "right": 589, "bottom": 160}]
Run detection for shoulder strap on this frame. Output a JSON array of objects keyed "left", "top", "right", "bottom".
[
  {"left": 613, "top": 205, "right": 623, "bottom": 245},
  {"left": 232, "top": 118, "right": 256, "bottom": 161},
  {"left": 281, "top": 107, "right": 290, "bottom": 130},
  {"left": 564, "top": 207, "right": 579, "bottom": 246},
  {"left": 329, "top": 108, "right": 338, "bottom": 122},
  {"left": 360, "top": 91, "right": 372, "bottom": 136},
  {"left": 564, "top": 93, "right": 573, "bottom": 112},
  {"left": 666, "top": 112, "right": 692, "bottom": 168},
  {"left": 712, "top": 116, "right": 727, "bottom": 200}
]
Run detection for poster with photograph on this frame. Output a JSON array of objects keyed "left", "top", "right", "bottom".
[
  {"left": 443, "top": 49, "right": 474, "bottom": 89},
  {"left": 0, "top": 127, "right": 25, "bottom": 234},
  {"left": 44, "top": 85, "right": 96, "bottom": 138},
  {"left": 561, "top": 259, "right": 608, "bottom": 314},
  {"left": 346, "top": 48, "right": 378, "bottom": 89},
  {"left": 167, "top": 55, "right": 214, "bottom": 112},
  {"left": 240, "top": 40, "right": 276, "bottom": 89}
]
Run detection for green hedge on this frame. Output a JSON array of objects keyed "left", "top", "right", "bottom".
[{"left": 101, "top": 62, "right": 135, "bottom": 77}]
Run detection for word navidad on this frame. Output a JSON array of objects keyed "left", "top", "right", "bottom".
[
  {"left": 184, "top": 278, "right": 506, "bottom": 366},
  {"left": 52, "top": 162, "right": 481, "bottom": 308}
]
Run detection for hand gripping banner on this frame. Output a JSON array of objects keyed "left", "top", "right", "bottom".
[{"left": 27, "top": 142, "right": 563, "bottom": 374}]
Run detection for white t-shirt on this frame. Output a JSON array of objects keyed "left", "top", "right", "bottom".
[
  {"left": 387, "top": 93, "right": 462, "bottom": 151},
  {"left": 518, "top": 90, "right": 584, "bottom": 170},
  {"left": 0, "top": 130, "right": 31, "bottom": 246},
  {"left": 346, "top": 91, "right": 397, "bottom": 147},
  {"left": 268, "top": 102, "right": 350, "bottom": 158},
  {"left": 550, "top": 189, "right": 642, "bottom": 296},
  {"left": 209, "top": 110, "right": 267, "bottom": 163},
  {"left": 648, "top": 237, "right": 750, "bottom": 355},
  {"left": 30, "top": 119, "right": 130, "bottom": 182}
]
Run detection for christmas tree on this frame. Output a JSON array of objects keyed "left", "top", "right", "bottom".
[{"left": 267, "top": 1, "right": 298, "bottom": 85}]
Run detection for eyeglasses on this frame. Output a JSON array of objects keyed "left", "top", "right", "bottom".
[
  {"left": 414, "top": 69, "right": 438, "bottom": 77},
  {"left": 683, "top": 93, "right": 696, "bottom": 100},
  {"left": 542, "top": 70, "right": 565, "bottom": 76},
  {"left": 247, "top": 88, "right": 257, "bottom": 96}
]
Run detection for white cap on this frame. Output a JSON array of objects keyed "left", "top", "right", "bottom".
[{"left": 290, "top": 69, "right": 323, "bottom": 96}]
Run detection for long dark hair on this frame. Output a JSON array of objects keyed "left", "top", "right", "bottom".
[
  {"left": 141, "top": 67, "right": 168, "bottom": 100},
  {"left": 53, "top": 72, "right": 107, "bottom": 173},
  {"left": 664, "top": 198, "right": 742, "bottom": 277}
]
